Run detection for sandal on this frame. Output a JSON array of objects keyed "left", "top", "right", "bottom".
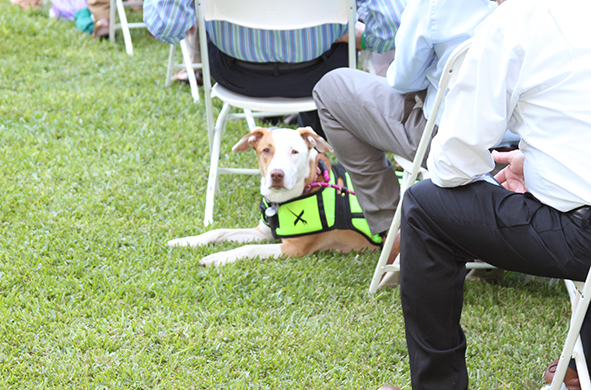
[
  {"left": 544, "top": 359, "right": 581, "bottom": 390},
  {"left": 171, "top": 69, "right": 203, "bottom": 86}
]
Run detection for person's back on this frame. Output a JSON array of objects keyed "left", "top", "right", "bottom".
[
  {"left": 389, "top": 0, "right": 496, "bottom": 122},
  {"left": 506, "top": 0, "right": 591, "bottom": 209},
  {"left": 428, "top": 0, "right": 591, "bottom": 209}
]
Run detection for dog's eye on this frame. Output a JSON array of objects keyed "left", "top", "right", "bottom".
[
  {"left": 291, "top": 150, "right": 299, "bottom": 155},
  {"left": 262, "top": 148, "right": 271, "bottom": 154}
]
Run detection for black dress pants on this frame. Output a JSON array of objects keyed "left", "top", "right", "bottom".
[
  {"left": 207, "top": 39, "right": 350, "bottom": 139},
  {"left": 400, "top": 179, "right": 591, "bottom": 390}
]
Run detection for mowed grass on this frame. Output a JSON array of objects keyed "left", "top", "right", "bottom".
[{"left": 0, "top": 4, "right": 573, "bottom": 389}]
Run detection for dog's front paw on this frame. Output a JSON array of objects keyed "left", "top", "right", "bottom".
[
  {"left": 167, "top": 233, "right": 216, "bottom": 247},
  {"left": 200, "top": 252, "right": 237, "bottom": 267}
]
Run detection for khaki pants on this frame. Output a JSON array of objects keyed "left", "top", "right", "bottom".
[{"left": 313, "top": 68, "right": 429, "bottom": 235}]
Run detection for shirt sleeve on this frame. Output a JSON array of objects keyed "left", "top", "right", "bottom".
[
  {"left": 388, "top": 0, "right": 434, "bottom": 93},
  {"left": 427, "top": 18, "right": 522, "bottom": 187},
  {"left": 359, "top": 0, "right": 406, "bottom": 53},
  {"left": 143, "top": 0, "right": 195, "bottom": 44}
]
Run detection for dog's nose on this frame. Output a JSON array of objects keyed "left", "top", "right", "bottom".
[{"left": 270, "top": 169, "right": 284, "bottom": 186}]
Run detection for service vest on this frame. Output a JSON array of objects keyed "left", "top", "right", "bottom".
[{"left": 260, "top": 163, "right": 383, "bottom": 246}]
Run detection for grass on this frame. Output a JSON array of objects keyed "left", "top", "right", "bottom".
[{"left": 0, "top": 4, "right": 573, "bottom": 389}]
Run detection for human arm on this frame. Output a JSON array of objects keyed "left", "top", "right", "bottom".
[
  {"left": 143, "top": 0, "right": 195, "bottom": 44},
  {"left": 356, "top": 0, "right": 406, "bottom": 53},
  {"left": 334, "top": 21, "right": 365, "bottom": 49}
]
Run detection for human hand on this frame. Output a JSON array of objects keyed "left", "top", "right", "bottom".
[
  {"left": 492, "top": 149, "right": 527, "bottom": 193},
  {"left": 335, "top": 21, "right": 365, "bottom": 50}
]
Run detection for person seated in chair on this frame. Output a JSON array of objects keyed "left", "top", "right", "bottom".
[
  {"left": 142, "top": 0, "right": 406, "bottom": 139},
  {"left": 379, "top": 0, "right": 591, "bottom": 389},
  {"left": 313, "top": 0, "right": 496, "bottom": 239}
]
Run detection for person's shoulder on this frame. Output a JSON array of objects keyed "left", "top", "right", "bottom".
[{"left": 486, "top": 0, "right": 547, "bottom": 28}]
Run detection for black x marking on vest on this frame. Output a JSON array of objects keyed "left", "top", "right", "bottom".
[{"left": 288, "top": 208, "right": 307, "bottom": 226}]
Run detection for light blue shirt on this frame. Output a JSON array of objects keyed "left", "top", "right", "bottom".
[
  {"left": 387, "top": 0, "right": 497, "bottom": 122},
  {"left": 144, "top": 0, "right": 406, "bottom": 63}
]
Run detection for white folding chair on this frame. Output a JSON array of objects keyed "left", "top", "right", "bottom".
[
  {"left": 197, "top": 0, "right": 357, "bottom": 226},
  {"left": 368, "top": 39, "right": 498, "bottom": 293},
  {"left": 542, "top": 268, "right": 591, "bottom": 390},
  {"left": 108, "top": 0, "right": 146, "bottom": 56},
  {"left": 165, "top": 40, "right": 202, "bottom": 103}
]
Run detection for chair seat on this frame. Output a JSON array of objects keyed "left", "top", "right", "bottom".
[{"left": 211, "top": 84, "right": 317, "bottom": 113}]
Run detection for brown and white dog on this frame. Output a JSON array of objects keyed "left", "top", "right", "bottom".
[{"left": 167, "top": 127, "right": 380, "bottom": 267}]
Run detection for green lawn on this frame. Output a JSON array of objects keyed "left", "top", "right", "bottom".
[{"left": 0, "top": 5, "right": 572, "bottom": 389}]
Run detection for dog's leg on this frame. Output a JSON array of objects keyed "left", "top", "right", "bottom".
[
  {"left": 200, "top": 243, "right": 283, "bottom": 267},
  {"left": 167, "top": 221, "right": 274, "bottom": 247}
]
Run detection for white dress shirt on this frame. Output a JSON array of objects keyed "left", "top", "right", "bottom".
[
  {"left": 428, "top": 0, "right": 591, "bottom": 212},
  {"left": 387, "top": 0, "right": 496, "bottom": 123}
]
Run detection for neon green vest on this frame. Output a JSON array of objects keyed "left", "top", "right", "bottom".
[{"left": 260, "top": 164, "right": 383, "bottom": 246}]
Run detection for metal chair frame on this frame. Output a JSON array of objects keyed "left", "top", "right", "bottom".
[
  {"left": 108, "top": 0, "right": 146, "bottom": 56},
  {"left": 197, "top": 0, "right": 357, "bottom": 226},
  {"left": 368, "top": 39, "right": 497, "bottom": 294}
]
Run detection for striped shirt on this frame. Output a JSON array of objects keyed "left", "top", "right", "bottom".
[
  {"left": 143, "top": 0, "right": 406, "bottom": 63},
  {"left": 359, "top": 0, "right": 406, "bottom": 53}
]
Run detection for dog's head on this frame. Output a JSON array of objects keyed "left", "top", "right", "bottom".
[{"left": 232, "top": 127, "right": 333, "bottom": 203}]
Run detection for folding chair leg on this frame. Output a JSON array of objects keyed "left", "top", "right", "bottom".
[
  {"left": 109, "top": 0, "right": 116, "bottom": 43},
  {"left": 180, "top": 40, "right": 200, "bottom": 103},
  {"left": 369, "top": 205, "right": 403, "bottom": 294},
  {"left": 542, "top": 271, "right": 591, "bottom": 390},
  {"left": 115, "top": 0, "right": 134, "bottom": 56},
  {"left": 204, "top": 103, "right": 231, "bottom": 226},
  {"left": 165, "top": 44, "right": 176, "bottom": 87},
  {"left": 243, "top": 109, "right": 257, "bottom": 131}
]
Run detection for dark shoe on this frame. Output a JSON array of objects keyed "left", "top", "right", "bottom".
[
  {"left": 378, "top": 386, "right": 401, "bottom": 390},
  {"left": 93, "top": 18, "right": 109, "bottom": 39},
  {"left": 544, "top": 360, "right": 581, "bottom": 390}
]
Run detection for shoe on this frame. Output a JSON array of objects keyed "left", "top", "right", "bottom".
[
  {"left": 378, "top": 386, "right": 401, "bottom": 390},
  {"left": 171, "top": 69, "right": 203, "bottom": 87},
  {"left": 93, "top": 18, "right": 109, "bottom": 39},
  {"left": 544, "top": 360, "right": 581, "bottom": 390}
]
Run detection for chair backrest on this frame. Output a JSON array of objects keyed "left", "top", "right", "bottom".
[
  {"left": 368, "top": 39, "right": 474, "bottom": 294},
  {"left": 201, "top": 0, "right": 354, "bottom": 30},
  {"left": 197, "top": 0, "right": 356, "bottom": 68},
  {"left": 400, "top": 38, "right": 472, "bottom": 192}
]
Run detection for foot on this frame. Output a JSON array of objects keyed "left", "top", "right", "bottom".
[
  {"left": 10, "top": 0, "right": 40, "bottom": 8},
  {"left": 378, "top": 386, "right": 401, "bottom": 390},
  {"left": 172, "top": 69, "right": 203, "bottom": 87},
  {"left": 93, "top": 18, "right": 109, "bottom": 39},
  {"left": 544, "top": 360, "right": 581, "bottom": 390}
]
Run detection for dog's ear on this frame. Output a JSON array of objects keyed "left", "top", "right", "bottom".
[
  {"left": 298, "top": 127, "right": 333, "bottom": 153},
  {"left": 232, "top": 128, "right": 267, "bottom": 152}
]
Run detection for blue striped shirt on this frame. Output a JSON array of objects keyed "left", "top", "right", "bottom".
[
  {"left": 359, "top": 0, "right": 407, "bottom": 53},
  {"left": 143, "top": 0, "right": 406, "bottom": 63}
]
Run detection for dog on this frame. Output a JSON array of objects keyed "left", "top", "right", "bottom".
[{"left": 167, "top": 127, "right": 382, "bottom": 267}]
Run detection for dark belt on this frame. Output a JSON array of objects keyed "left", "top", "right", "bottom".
[
  {"left": 568, "top": 206, "right": 591, "bottom": 227},
  {"left": 233, "top": 56, "right": 324, "bottom": 72}
]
